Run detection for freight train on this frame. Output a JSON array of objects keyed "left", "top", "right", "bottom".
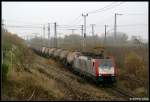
[{"left": 32, "top": 46, "right": 117, "bottom": 84}]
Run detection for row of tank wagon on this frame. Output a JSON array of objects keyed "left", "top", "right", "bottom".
[{"left": 35, "top": 46, "right": 117, "bottom": 84}]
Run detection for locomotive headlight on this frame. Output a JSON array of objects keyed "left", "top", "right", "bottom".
[{"left": 99, "top": 74, "right": 102, "bottom": 76}]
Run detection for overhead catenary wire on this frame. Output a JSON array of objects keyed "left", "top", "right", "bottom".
[
  {"left": 66, "top": 14, "right": 82, "bottom": 25},
  {"left": 117, "top": 24, "right": 148, "bottom": 27},
  {"left": 109, "top": 24, "right": 148, "bottom": 28},
  {"left": 57, "top": 25, "right": 82, "bottom": 28},
  {"left": 5, "top": 25, "right": 43, "bottom": 28},
  {"left": 87, "top": 2, "right": 124, "bottom": 14},
  {"left": 70, "top": 17, "right": 83, "bottom": 26},
  {"left": 63, "top": 2, "right": 124, "bottom": 31},
  {"left": 94, "top": 24, "right": 148, "bottom": 27},
  {"left": 57, "top": 28, "right": 82, "bottom": 31},
  {"left": 87, "top": 2, "right": 117, "bottom": 14},
  {"left": 122, "top": 13, "right": 147, "bottom": 15},
  {"left": 5, "top": 23, "right": 147, "bottom": 30},
  {"left": 5, "top": 19, "right": 54, "bottom": 26}
]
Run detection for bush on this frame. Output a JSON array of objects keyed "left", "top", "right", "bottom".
[
  {"left": 124, "top": 52, "right": 144, "bottom": 76},
  {"left": 2, "top": 63, "right": 9, "bottom": 82}
]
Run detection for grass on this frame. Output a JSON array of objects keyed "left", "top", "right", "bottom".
[{"left": 2, "top": 65, "right": 64, "bottom": 101}]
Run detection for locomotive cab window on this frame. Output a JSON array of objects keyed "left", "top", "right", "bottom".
[{"left": 100, "top": 60, "right": 113, "bottom": 69}]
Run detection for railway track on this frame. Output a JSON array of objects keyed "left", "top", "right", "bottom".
[
  {"left": 123, "top": 75, "right": 146, "bottom": 86},
  {"left": 108, "top": 86, "right": 137, "bottom": 100}
]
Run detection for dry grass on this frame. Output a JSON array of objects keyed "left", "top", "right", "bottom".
[
  {"left": 133, "top": 87, "right": 147, "bottom": 97},
  {"left": 2, "top": 63, "right": 64, "bottom": 101},
  {"left": 46, "top": 59, "right": 57, "bottom": 65}
]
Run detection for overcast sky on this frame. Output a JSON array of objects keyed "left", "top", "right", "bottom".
[{"left": 2, "top": 2, "right": 148, "bottom": 41}]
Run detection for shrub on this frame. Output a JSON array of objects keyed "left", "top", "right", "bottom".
[
  {"left": 124, "top": 52, "right": 144, "bottom": 76},
  {"left": 2, "top": 63, "right": 9, "bottom": 82}
]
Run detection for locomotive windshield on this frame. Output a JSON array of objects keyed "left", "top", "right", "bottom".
[
  {"left": 100, "top": 59, "right": 113, "bottom": 69},
  {"left": 99, "top": 59, "right": 114, "bottom": 75}
]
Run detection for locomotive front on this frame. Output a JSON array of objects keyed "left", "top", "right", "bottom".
[{"left": 94, "top": 58, "right": 117, "bottom": 83}]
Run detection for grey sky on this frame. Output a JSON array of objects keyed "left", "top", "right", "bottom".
[{"left": 2, "top": 2, "right": 148, "bottom": 41}]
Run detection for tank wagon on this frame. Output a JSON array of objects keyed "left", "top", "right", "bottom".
[
  {"left": 48, "top": 48, "right": 57, "bottom": 57},
  {"left": 66, "top": 51, "right": 81, "bottom": 66},
  {"left": 53, "top": 49, "right": 63, "bottom": 59},
  {"left": 33, "top": 46, "right": 117, "bottom": 84},
  {"left": 44, "top": 47, "right": 49, "bottom": 55}
]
